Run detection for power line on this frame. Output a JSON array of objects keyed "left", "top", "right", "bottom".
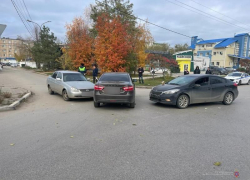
[
  {"left": 14, "top": 0, "right": 34, "bottom": 33},
  {"left": 22, "top": 0, "right": 36, "bottom": 30},
  {"left": 189, "top": 0, "right": 250, "bottom": 29},
  {"left": 10, "top": 0, "right": 34, "bottom": 39},
  {"left": 98, "top": 4, "right": 192, "bottom": 38},
  {"left": 164, "top": 0, "right": 250, "bottom": 32},
  {"left": 172, "top": 0, "right": 250, "bottom": 31}
]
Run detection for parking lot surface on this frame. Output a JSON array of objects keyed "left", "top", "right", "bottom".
[{"left": 1, "top": 67, "right": 250, "bottom": 179}]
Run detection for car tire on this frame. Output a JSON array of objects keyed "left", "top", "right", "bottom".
[
  {"left": 247, "top": 80, "right": 250, "bottom": 85},
  {"left": 129, "top": 102, "right": 135, "bottom": 108},
  {"left": 176, "top": 94, "right": 189, "bottom": 109},
  {"left": 223, "top": 92, "right": 234, "bottom": 105},
  {"left": 238, "top": 80, "right": 241, "bottom": 85},
  {"left": 48, "top": 85, "right": 54, "bottom": 95},
  {"left": 94, "top": 102, "right": 100, "bottom": 108},
  {"left": 62, "top": 90, "right": 70, "bottom": 101}
]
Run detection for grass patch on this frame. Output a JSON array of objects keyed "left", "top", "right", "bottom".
[
  {"left": 44, "top": 72, "right": 53, "bottom": 76},
  {"left": 2, "top": 92, "right": 12, "bottom": 98},
  {"left": 134, "top": 76, "right": 175, "bottom": 87}
]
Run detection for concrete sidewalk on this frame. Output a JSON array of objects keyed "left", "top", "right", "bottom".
[{"left": 0, "top": 86, "right": 28, "bottom": 106}]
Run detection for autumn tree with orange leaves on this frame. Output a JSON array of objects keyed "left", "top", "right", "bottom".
[
  {"left": 66, "top": 17, "right": 94, "bottom": 69},
  {"left": 95, "top": 14, "right": 132, "bottom": 72}
]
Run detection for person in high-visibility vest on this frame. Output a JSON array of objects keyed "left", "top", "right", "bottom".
[{"left": 78, "top": 63, "right": 86, "bottom": 75}]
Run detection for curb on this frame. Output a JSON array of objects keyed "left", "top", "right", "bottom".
[{"left": 0, "top": 92, "right": 32, "bottom": 112}]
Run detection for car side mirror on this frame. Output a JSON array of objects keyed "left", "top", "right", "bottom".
[
  {"left": 132, "top": 79, "right": 137, "bottom": 83},
  {"left": 56, "top": 78, "right": 61, "bottom": 81},
  {"left": 194, "top": 84, "right": 201, "bottom": 88}
]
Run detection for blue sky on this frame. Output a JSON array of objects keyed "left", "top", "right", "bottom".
[{"left": 1, "top": 0, "right": 250, "bottom": 46}]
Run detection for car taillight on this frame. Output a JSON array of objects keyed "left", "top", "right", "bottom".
[
  {"left": 94, "top": 85, "right": 104, "bottom": 91},
  {"left": 233, "top": 83, "right": 238, "bottom": 87},
  {"left": 123, "top": 86, "right": 134, "bottom": 91}
]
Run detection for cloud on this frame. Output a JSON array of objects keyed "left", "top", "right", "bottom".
[{"left": 1, "top": 0, "right": 250, "bottom": 46}]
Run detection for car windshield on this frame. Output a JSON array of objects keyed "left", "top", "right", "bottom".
[
  {"left": 228, "top": 73, "right": 242, "bottom": 77},
  {"left": 99, "top": 74, "right": 130, "bottom": 82},
  {"left": 168, "top": 76, "right": 197, "bottom": 85},
  {"left": 63, "top": 73, "right": 87, "bottom": 82}
]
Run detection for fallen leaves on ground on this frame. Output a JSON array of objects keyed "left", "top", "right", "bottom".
[
  {"left": 213, "top": 162, "right": 221, "bottom": 166},
  {"left": 70, "top": 136, "right": 74, "bottom": 138},
  {"left": 10, "top": 143, "right": 15, "bottom": 146}
]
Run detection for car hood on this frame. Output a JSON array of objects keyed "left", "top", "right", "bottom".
[
  {"left": 152, "top": 84, "right": 180, "bottom": 91},
  {"left": 65, "top": 81, "right": 94, "bottom": 89},
  {"left": 225, "top": 76, "right": 241, "bottom": 80}
]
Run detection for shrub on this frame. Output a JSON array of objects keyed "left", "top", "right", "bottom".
[
  {"left": 2, "top": 92, "right": 12, "bottom": 98},
  {"left": 237, "top": 68, "right": 246, "bottom": 72}
]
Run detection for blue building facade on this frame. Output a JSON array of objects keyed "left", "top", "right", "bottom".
[{"left": 190, "top": 33, "right": 250, "bottom": 68}]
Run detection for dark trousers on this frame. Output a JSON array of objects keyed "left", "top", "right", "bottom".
[
  {"left": 93, "top": 76, "right": 97, "bottom": 83},
  {"left": 139, "top": 76, "right": 144, "bottom": 84}
]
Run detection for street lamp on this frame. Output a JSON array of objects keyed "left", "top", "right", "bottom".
[{"left": 27, "top": 20, "right": 51, "bottom": 30}]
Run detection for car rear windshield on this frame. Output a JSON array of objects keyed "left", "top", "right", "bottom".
[
  {"left": 168, "top": 76, "right": 198, "bottom": 85},
  {"left": 63, "top": 73, "right": 87, "bottom": 82},
  {"left": 228, "top": 73, "right": 241, "bottom": 76},
  {"left": 99, "top": 74, "right": 130, "bottom": 82}
]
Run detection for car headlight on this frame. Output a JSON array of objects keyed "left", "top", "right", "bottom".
[
  {"left": 162, "top": 89, "right": 180, "bottom": 94},
  {"left": 70, "top": 87, "right": 80, "bottom": 92}
]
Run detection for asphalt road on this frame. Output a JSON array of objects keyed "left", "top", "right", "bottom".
[{"left": 0, "top": 67, "right": 250, "bottom": 180}]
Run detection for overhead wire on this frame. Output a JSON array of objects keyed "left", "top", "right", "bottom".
[
  {"left": 10, "top": 0, "right": 34, "bottom": 39},
  {"left": 14, "top": 0, "right": 34, "bottom": 33},
  {"left": 189, "top": 0, "right": 250, "bottom": 29},
  {"left": 95, "top": 0, "right": 192, "bottom": 38},
  {"left": 166, "top": 0, "right": 250, "bottom": 31}
]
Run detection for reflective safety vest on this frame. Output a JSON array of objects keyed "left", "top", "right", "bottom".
[{"left": 79, "top": 66, "right": 86, "bottom": 72}]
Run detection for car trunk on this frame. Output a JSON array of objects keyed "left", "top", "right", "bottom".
[{"left": 98, "top": 81, "right": 131, "bottom": 95}]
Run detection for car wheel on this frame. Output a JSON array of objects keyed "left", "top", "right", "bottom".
[
  {"left": 48, "top": 85, "right": 54, "bottom": 95},
  {"left": 176, "top": 94, "right": 189, "bottom": 109},
  {"left": 94, "top": 102, "right": 100, "bottom": 108},
  {"left": 129, "top": 102, "right": 135, "bottom": 108},
  {"left": 223, "top": 92, "right": 234, "bottom": 105},
  {"left": 247, "top": 80, "right": 250, "bottom": 85},
  {"left": 238, "top": 80, "right": 241, "bottom": 85},
  {"left": 62, "top": 90, "right": 70, "bottom": 101}
]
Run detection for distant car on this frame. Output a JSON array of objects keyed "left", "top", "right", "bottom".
[
  {"left": 47, "top": 71, "right": 95, "bottom": 101},
  {"left": 93, "top": 72, "right": 136, "bottom": 108},
  {"left": 225, "top": 72, "right": 250, "bottom": 85},
  {"left": 0, "top": 63, "right": 3, "bottom": 69},
  {"left": 150, "top": 74, "right": 238, "bottom": 109},
  {"left": 210, "top": 66, "right": 228, "bottom": 75},
  {"left": 11, "top": 63, "right": 18, "bottom": 68},
  {"left": 225, "top": 67, "right": 236, "bottom": 73}
]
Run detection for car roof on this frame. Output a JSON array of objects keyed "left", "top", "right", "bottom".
[
  {"left": 102, "top": 72, "right": 129, "bottom": 75},
  {"left": 55, "top": 70, "right": 80, "bottom": 74}
]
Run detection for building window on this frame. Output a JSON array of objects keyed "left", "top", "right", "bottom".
[
  {"left": 213, "top": 52, "right": 216, "bottom": 55},
  {"left": 216, "top": 62, "right": 220, "bottom": 66},
  {"left": 202, "top": 45, "right": 205, "bottom": 47},
  {"left": 220, "top": 52, "right": 223, "bottom": 55},
  {"left": 211, "top": 62, "right": 214, "bottom": 65},
  {"left": 3, "top": 54, "right": 6, "bottom": 57},
  {"left": 207, "top": 44, "right": 212, "bottom": 47},
  {"left": 194, "top": 53, "right": 197, "bottom": 56},
  {"left": 9, "top": 54, "right": 12, "bottom": 57}
]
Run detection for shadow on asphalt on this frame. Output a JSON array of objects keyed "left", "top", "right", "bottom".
[
  {"left": 52, "top": 93, "right": 94, "bottom": 102},
  {"left": 151, "top": 101, "right": 225, "bottom": 109}
]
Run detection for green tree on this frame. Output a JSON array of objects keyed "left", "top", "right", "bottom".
[
  {"left": 174, "top": 43, "right": 189, "bottom": 52},
  {"left": 31, "top": 26, "right": 61, "bottom": 70}
]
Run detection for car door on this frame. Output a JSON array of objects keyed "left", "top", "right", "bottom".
[
  {"left": 54, "top": 72, "right": 63, "bottom": 94},
  {"left": 191, "top": 77, "right": 212, "bottom": 103},
  {"left": 210, "top": 77, "right": 226, "bottom": 101},
  {"left": 49, "top": 72, "right": 57, "bottom": 91},
  {"left": 242, "top": 73, "right": 248, "bottom": 84}
]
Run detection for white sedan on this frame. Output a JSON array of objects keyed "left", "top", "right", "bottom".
[{"left": 225, "top": 72, "right": 250, "bottom": 85}]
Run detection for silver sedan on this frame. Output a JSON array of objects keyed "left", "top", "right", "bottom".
[{"left": 47, "top": 71, "right": 95, "bottom": 101}]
